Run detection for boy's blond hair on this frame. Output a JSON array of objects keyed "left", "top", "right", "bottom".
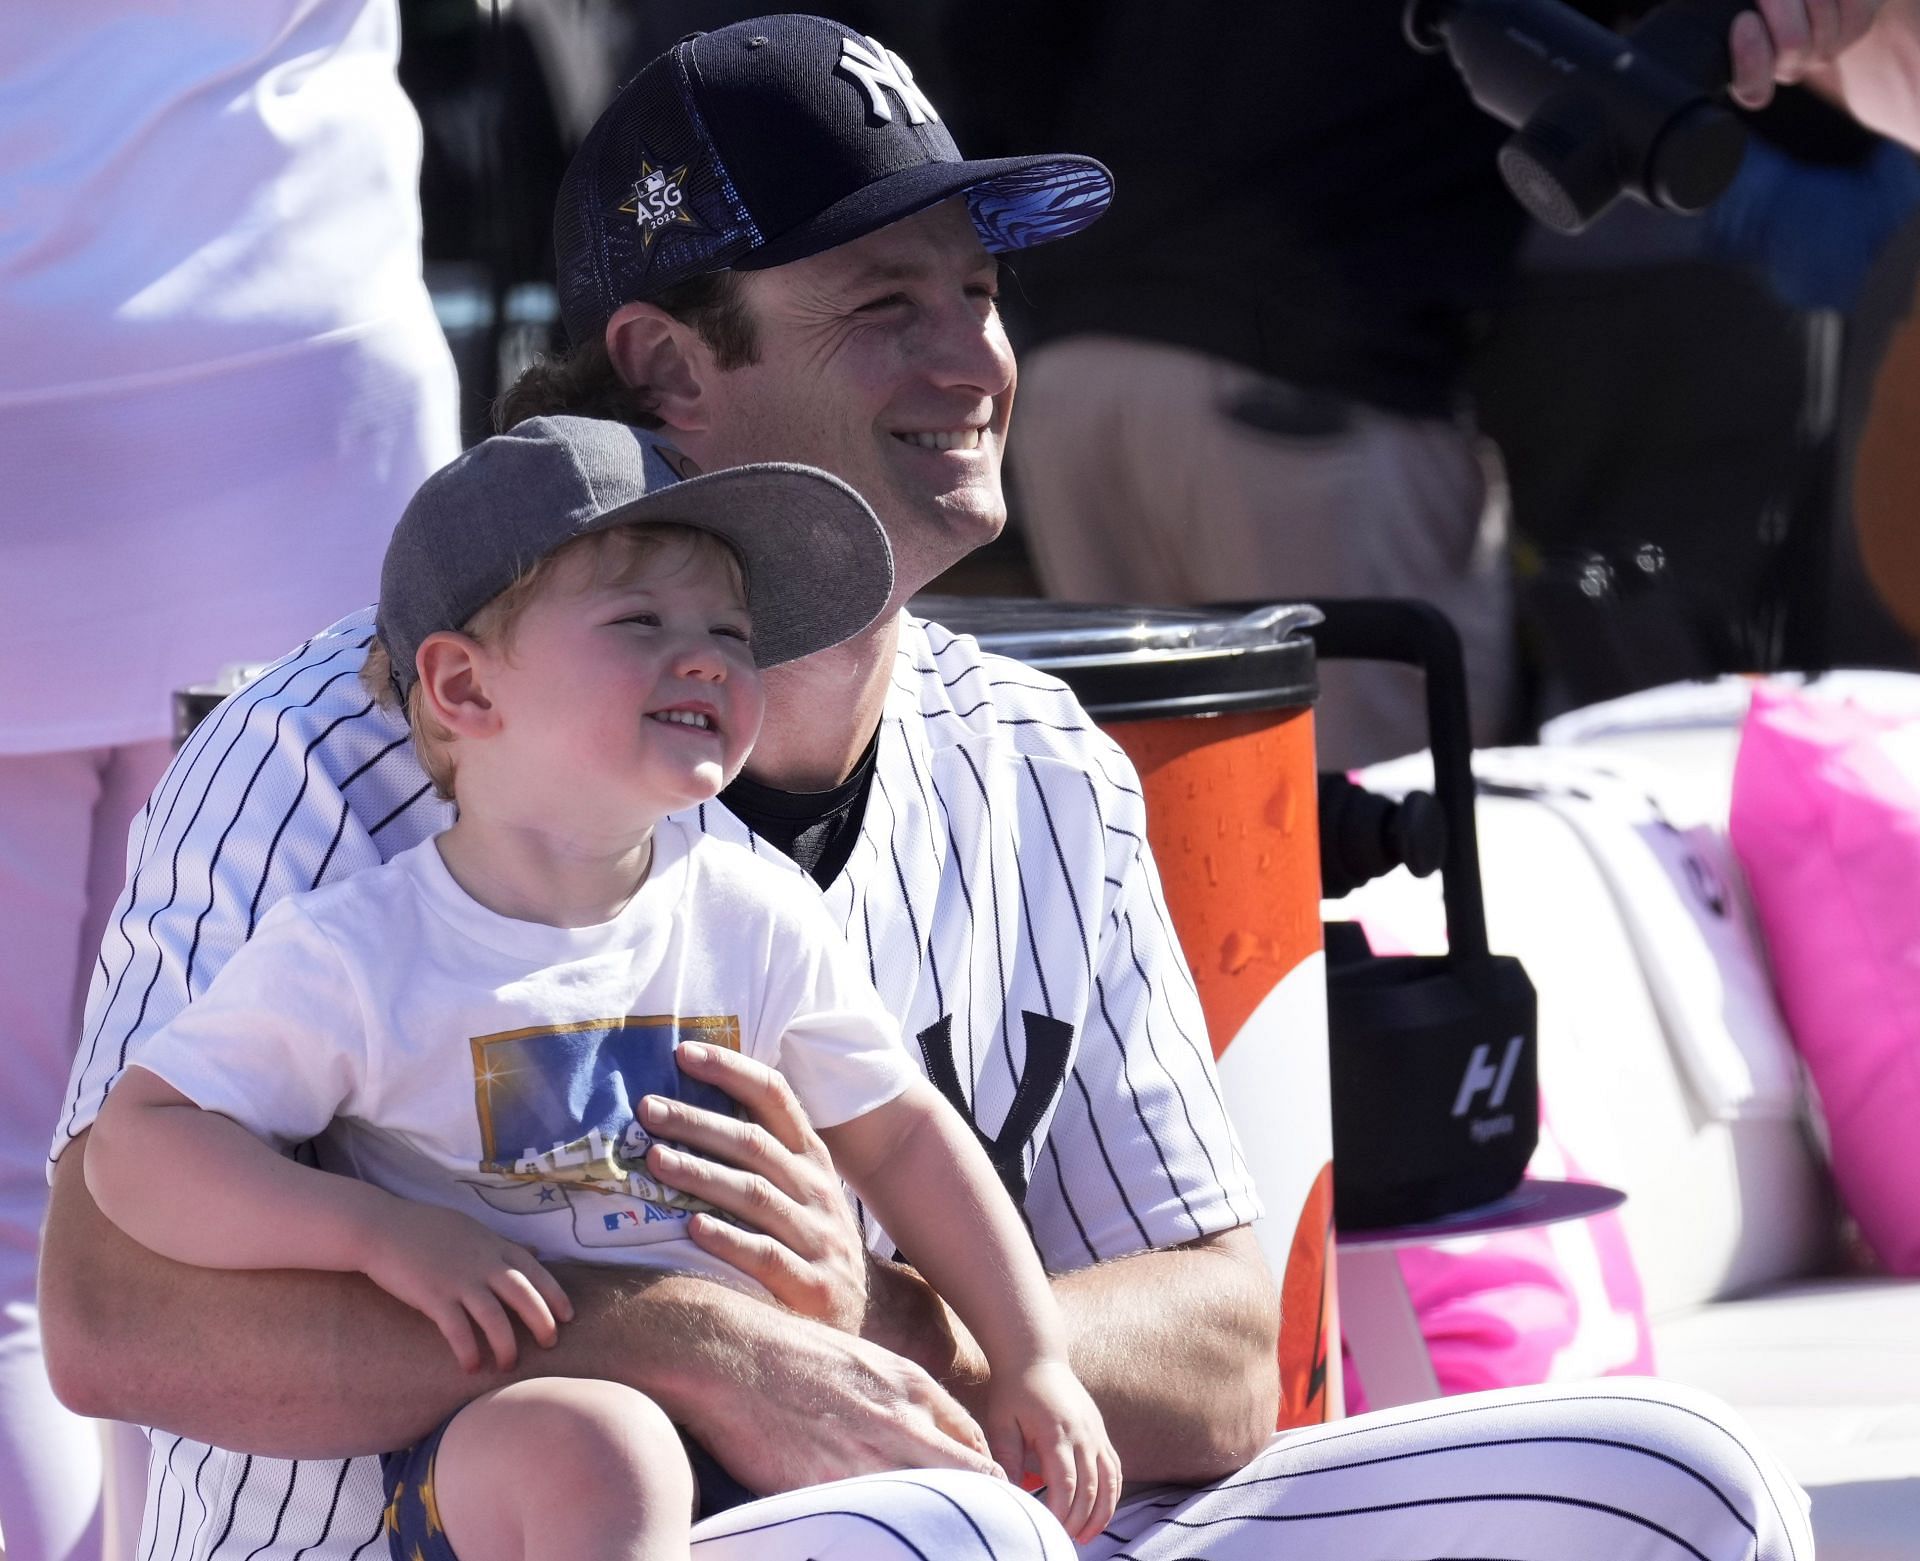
[{"left": 362, "top": 522, "right": 745, "bottom": 801}]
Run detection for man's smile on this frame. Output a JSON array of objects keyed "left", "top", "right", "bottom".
[{"left": 895, "top": 427, "right": 985, "bottom": 452}]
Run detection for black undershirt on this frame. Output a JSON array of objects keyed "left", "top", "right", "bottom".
[{"left": 720, "top": 732, "right": 879, "bottom": 889}]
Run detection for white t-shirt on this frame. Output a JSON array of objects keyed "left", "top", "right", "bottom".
[
  {"left": 0, "top": 0, "right": 459, "bottom": 751},
  {"left": 131, "top": 821, "right": 914, "bottom": 1281}
]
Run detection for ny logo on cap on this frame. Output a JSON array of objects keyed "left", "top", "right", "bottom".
[{"left": 837, "top": 35, "right": 939, "bottom": 126}]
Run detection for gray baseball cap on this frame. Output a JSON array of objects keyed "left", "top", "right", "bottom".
[{"left": 377, "top": 416, "right": 894, "bottom": 694}]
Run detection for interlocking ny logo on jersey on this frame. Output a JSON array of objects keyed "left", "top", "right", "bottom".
[
  {"left": 837, "top": 35, "right": 939, "bottom": 125},
  {"left": 917, "top": 1011, "right": 1073, "bottom": 1204},
  {"left": 618, "top": 158, "right": 705, "bottom": 256}
]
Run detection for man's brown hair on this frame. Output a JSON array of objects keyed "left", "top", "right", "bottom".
[{"left": 493, "top": 272, "right": 759, "bottom": 434}]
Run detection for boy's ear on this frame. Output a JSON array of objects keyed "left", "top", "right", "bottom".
[
  {"left": 605, "top": 303, "right": 712, "bottom": 435},
  {"left": 415, "top": 632, "right": 500, "bottom": 737}
]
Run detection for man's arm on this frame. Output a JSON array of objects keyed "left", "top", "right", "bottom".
[
  {"left": 43, "top": 1124, "right": 997, "bottom": 1488},
  {"left": 610, "top": 1019, "right": 1282, "bottom": 1483},
  {"left": 865, "top": 1226, "right": 1277, "bottom": 1484},
  {"left": 1053, "top": 1227, "right": 1279, "bottom": 1479}
]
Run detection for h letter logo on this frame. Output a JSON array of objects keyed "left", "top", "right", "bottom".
[{"left": 1452, "top": 1036, "right": 1525, "bottom": 1117}]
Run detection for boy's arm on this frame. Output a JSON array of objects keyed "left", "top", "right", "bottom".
[
  {"left": 855, "top": 753, "right": 1280, "bottom": 1483},
  {"left": 825, "top": 1079, "right": 1120, "bottom": 1537},
  {"left": 88, "top": 1065, "right": 399, "bottom": 1275},
  {"left": 85, "top": 1067, "right": 569, "bottom": 1373},
  {"left": 821, "top": 1079, "right": 1064, "bottom": 1382}
]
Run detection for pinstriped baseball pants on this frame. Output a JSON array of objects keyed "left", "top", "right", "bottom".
[{"left": 684, "top": 1380, "right": 1810, "bottom": 1560}]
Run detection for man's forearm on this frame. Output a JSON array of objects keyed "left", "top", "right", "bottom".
[
  {"left": 41, "top": 1130, "right": 772, "bottom": 1458},
  {"left": 867, "top": 1226, "right": 1280, "bottom": 1485},
  {"left": 1055, "top": 1228, "right": 1279, "bottom": 1483}
]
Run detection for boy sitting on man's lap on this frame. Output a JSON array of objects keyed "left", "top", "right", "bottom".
[{"left": 85, "top": 416, "right": 1116, "bottom": 1561}]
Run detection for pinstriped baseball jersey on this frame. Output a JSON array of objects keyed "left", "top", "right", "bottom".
[{"left": 54, "top": 607, "right": 1257, "bottom": 1561}]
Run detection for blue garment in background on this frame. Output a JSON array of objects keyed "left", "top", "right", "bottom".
[{"left": 1706, "top": 134, "right": 1920, "bottom": 313}]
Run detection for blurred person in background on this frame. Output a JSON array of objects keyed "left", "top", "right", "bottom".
[
  {"left": 916, "top": 0, "right": 1902, "bottom": 769},
  {"left": 0, "top": 3, "right": 459, "bottom": 1555},
  {"left": 1468, "top": 80, "right": 1920, "bottom": 721}
]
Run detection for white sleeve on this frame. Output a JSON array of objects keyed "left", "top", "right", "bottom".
[
  {"left": 130, "top": 897, "right": 371, "bottom": 1151},
  {"left": 51, "top": 622, "right": 445, "bottom": 1166},
  {"left": 1024, "top": 767, "right": 1264, "bottom": 1268},
  {"left": 758, "top": 888, "right": 916, "bottom": 1131}
]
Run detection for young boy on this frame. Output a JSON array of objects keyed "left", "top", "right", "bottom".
[{"left": 84, "top": 417, "right": 1117, "bottom": 1560}]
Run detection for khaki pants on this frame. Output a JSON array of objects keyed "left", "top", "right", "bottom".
[{"left": 1010, "top": 335, "right": 1514, "bottom": 770}]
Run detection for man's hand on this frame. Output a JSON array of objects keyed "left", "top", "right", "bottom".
[
  {"left": 675, "top": 1306, "right": 1002, "bottom": 1494},
  {"left": 638, "top": 1040, "right": 870, "bottom": 1331},
  {"left": 1730, "top": 0, "right": 1886, "bottom": 107}
]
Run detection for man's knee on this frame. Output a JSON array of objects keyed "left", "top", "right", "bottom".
[{"left": 691, "top": 1469, "right": 1076, "bottom": 1560}]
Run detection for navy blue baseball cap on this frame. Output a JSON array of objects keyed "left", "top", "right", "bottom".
[{"left": 555, "top": 13, "right": 1113, "bottom": 345}]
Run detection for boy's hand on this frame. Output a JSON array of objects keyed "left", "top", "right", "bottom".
[
  {"left": 360, "top": 1201, "right": 572, "bottom": 1373},
  {"left": 986, "top": 1359, "right": 1121, "bottom": 1544}
]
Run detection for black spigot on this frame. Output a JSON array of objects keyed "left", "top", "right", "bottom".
[{"left": 1318, "top": 775, "right": 1448, "bottom": 900}]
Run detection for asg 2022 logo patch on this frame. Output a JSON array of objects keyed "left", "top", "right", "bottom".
[{"left": 619, "top": 158, "right": 707, "bottom": 258}]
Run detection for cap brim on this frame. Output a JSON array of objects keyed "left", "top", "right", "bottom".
[
  {"left": 580, "top": 462, "right": 894, "bottom": 667},
  {"left": 735, "top": 153, "right": 1112, "bottom": 273}
]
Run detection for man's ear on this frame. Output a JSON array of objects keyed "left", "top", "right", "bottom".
[
  {"left": 605, "top": 302, "right": 711, "bottom": 435},
  {"left": 415, "top": 631, "right": 500, "bottom": 737}
]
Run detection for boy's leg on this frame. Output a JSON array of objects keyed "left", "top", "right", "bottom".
[{"left": 425, "top": 1379, "right": 694, "bottom": 1561}]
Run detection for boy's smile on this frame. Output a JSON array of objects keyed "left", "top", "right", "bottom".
[{"left": 467, "top": 534, "right": 766, "bottom": 842}]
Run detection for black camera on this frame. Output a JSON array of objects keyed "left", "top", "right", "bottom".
[{"left": 1407, "top": 0, "right": 1751, "bottom": 232}]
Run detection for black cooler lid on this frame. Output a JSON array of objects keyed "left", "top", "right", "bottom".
[{"left": 911, "top": 597, "right": 1319, "bottom": 722}]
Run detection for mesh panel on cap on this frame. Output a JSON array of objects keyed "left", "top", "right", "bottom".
[{"left": 556, "top": 49, "right": 762, "bottom": 343}]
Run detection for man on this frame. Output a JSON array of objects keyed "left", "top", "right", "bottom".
[{"left": 42, "top": 14, "right": 1837, "bottom": 1560}]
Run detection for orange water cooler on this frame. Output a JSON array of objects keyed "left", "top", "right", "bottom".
[{"left": 921, "top": 599, "right": 1338, "bottom": 1427}]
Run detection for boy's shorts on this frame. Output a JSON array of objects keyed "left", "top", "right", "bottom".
[{"left": 380, "top": 1409, "right": 754, "bottom": 1559}]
